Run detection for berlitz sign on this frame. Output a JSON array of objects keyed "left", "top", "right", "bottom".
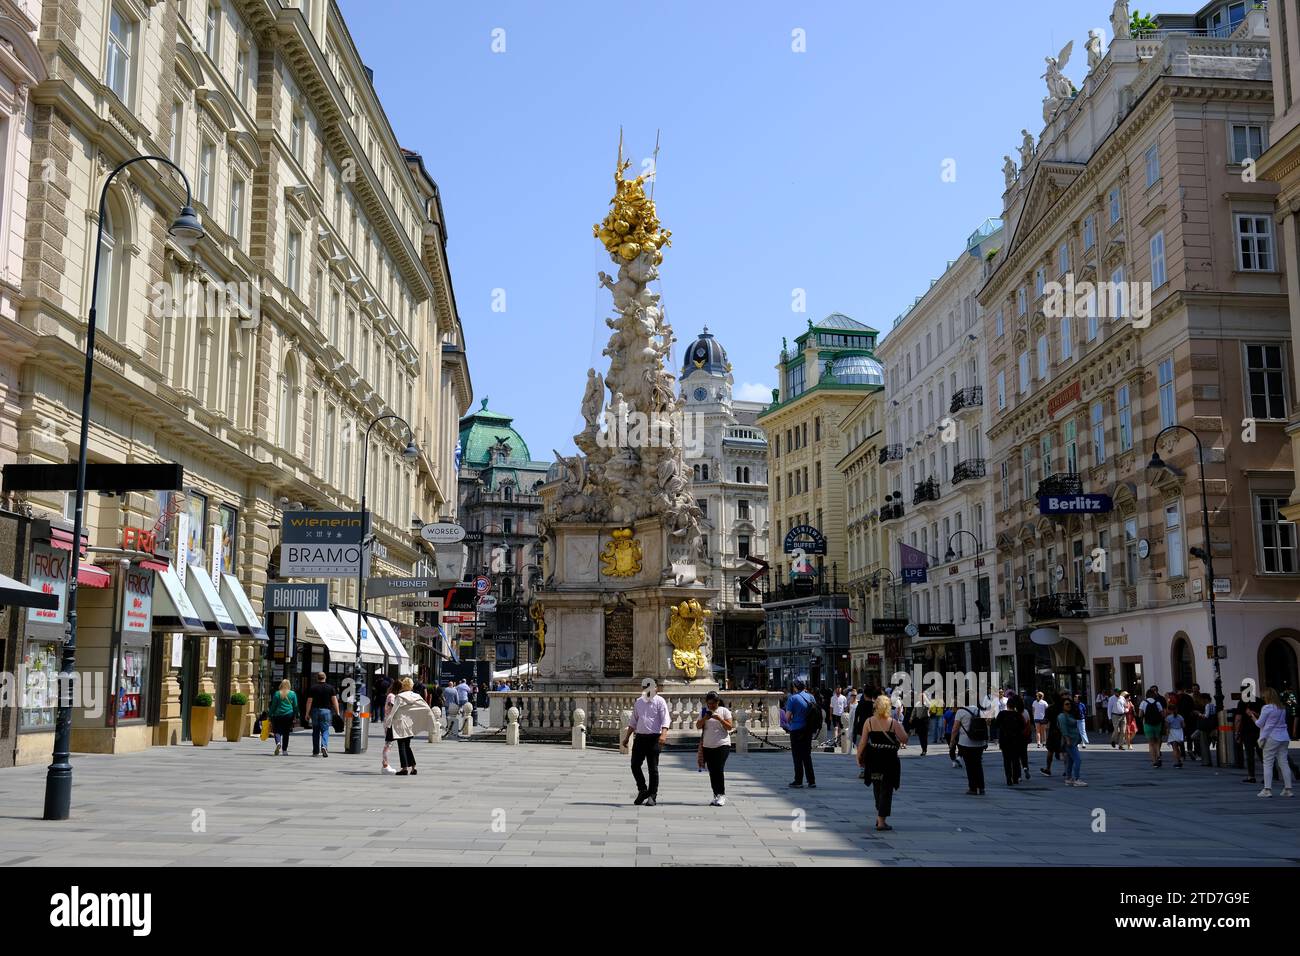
[{"left": 1038, "top": 494, "right": 1113, "bottom": 515}]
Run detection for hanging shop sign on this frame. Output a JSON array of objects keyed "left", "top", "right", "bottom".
[
  {"left": 280, "top": 511, "right": 366, "bottom": 577},
  {"left": 420, "top": 522, "right": 466, "bottom": 544},
  {"left": 1038, "top": 494, "right": 1113, "bottom": 515},
  {"left": 783, "top": 525, "right": 826, "bottom": 555},
  {"left": 27, "top": 544, "right": 68, "bottom": 626},
  {"left": 399, "top": 596, "right": 444, "bottom": 612},
  {"left": 367, "top": 576, "right": 434, "bottom": 598},
  {"left": 266, "top": 582, "right": 330, "bottom": 613},
  {"left": 120, "top": 567, "right": 154, "bottom": 636}
]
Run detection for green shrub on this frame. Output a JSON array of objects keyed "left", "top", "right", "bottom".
[
  {"left": 229, "top": 692, "right": 248, "bottom": 706},
  {"left": 193, "top": 692, "right": 213, "bottom": 708}
]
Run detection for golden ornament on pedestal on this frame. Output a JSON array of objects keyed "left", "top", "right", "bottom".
[
  {"left": 593, "top": 157, "right": 672, "bottom": 264},
  {"left": 529, "top": 602, "right": 546, "bottom": 658},
  {"left": 599, "top": 528, "right": 642, "bottom": 577},
  {"left": 666, "top": 598, "right": 711, "bottom": 679}
]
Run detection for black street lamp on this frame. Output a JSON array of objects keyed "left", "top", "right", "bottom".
[
  {"left": 349, "top": 413, "right": 418, "bottom": 755},
  {"left": 44, "top": 156, "right": 203, "bottom": 822},
  {"left": 1147, "top": 423, "right": 1224, "bottom": 764},
  {"left": 946, "top": 529, "right": 992, "bottom": 681}
]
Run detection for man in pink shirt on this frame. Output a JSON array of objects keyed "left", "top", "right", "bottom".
[{"left": 621, "top": 678, "right": 672, "bottom": 806}]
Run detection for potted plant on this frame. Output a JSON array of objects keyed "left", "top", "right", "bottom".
[
  {"left": 225, "top": 691, "right": 249, "bottom": 742},
  {"left": 191, "top": 692, "right": 215, "bottom": 747}
]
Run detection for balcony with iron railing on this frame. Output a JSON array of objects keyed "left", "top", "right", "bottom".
[
  {"left": 1036, "top": 472, "right": 1082, "bottom": 497},
  {"left": 949, "top": 386, "right": 983, "bottom": 415},
  {"left": 912, "top": 476, "right": 941, "bottom": 506},
  {"left": 879, "top": 501, "right": 905, "bottom": 522},
  {"left": 1028, "top": 591, "right": 1088, "bottom": 621},
  {"left": 952, "top": 458, "right": 986, "bottom": 485},
  {"left": 878, "top": 443, "right": 903, "bottom": 465}
]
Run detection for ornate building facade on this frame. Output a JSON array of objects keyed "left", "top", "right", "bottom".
[
  {"left": 0, "top": 0, "right": 471, "bottom": 763},
  {"left": 757, "top": 313, "right": 883, "bottom": 689},
  {"left": 678, "top": 328, "right": 769, "bottom": 688},
  {"left": 983, "top": 10, "right": 1298, "bottom": 704},
  {"left": 876, "top": 221, "right": 1002, "bottom": 685}
]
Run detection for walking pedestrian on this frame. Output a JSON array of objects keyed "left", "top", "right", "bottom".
[
  {"left": 1141, "top": 686, "right": 1166, "bottom": 768},
  {"left": 1107, "top": 688, "right": 1127, "bottom": 748},
  {"left": 386, "top": 677, "right": 436, "bottom": 775},
  {"left": 952, "top": 696, "right": 989, "bottom": 795},
  {"left": 1074, "top": 694, "right": 1090, "bottom": 747},
  {"left": 858, "top": 694, "right": 908, "bottom": 831},
  {"left": 1125, "top": 692, "right": 1138, "bottom": 748},
  {"left": 1235, "top": 693, "right": 1261, "bottom": 784},
  {"left": 304, "top": 672, "right": 340, "bottom": 758},
  {"left": 929, "top": 695, "right": 944, "bottom": 743},
  {"left": 785, "top": 679, "right": 819, "bottom": 788},
  {"left": 996, "top": 696, "right": 1026, "bottom": 785},
  {"left": 380, "top": 681, "right": 399, "bottom": 774},
  {"left": 1041, "top": 695, "right": 1063, "bottom": 777},
  {"left": 1256, "top": 688, "right": 1295, "bottom": 797},
  {"left": 1032, "top": 691, "right": 1048, "bottom": 748},
  {"left": 1017, "top": 696, "right": 1033, "bottom": 780},
  {"left": 696, "top": 691, "right": 734, "bottom": 806},
  {"left": 830, "top": 686, "right": 848, "bottom": 748},
  {"left": 910, "top": 693, "right": 931, "bottom": 756},
  {"left": 267, "top": 679, "right": 297, "bottom": 756},
  {"left": 943, "top": 702, "right": 960, "bottom": 769},
  {"left": 621, "top": 678, "right": 672, "bottom": 806},
  {"left": 853, "top": 686, "right": 875, "bottom": 778},
  {"left": 1057, "top": 698, "right": 1087, "bottom": 787},
  {"left": 1095, "top": 691, "right": 1109, "bottom": 736},
  {"left": 1165, "top": 699, "right": 1186, "bottom": 770}
]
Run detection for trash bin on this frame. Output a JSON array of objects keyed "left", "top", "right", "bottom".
[{"left": 344, "top": 696, "right": 370, "bottom": 753}]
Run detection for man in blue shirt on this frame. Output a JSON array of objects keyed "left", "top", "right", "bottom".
[{"left": 785, "top": 680, "right": 817, "bottom": 788}]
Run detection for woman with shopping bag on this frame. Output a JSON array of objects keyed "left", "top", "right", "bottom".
[{"left": 267, "top": 679, "right": 298, "bottom": 756}]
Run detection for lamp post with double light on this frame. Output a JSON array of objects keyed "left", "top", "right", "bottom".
[
  {"left": 1146, "top": 424, "right": 1224, "bottom": 764},
  {"left": 44, "top": 156, "right": 204, "bottom": 821},
  {"left": 348, "top": 413, "right": 419, "bottom": 756}
]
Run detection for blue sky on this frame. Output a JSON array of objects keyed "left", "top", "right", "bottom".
[{"left": 339, "top": 0, "right": 1120, "bottom": 461}]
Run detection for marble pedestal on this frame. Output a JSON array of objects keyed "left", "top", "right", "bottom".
[{"left": 534, "top": 517, "right": 719, "bottom": 692}]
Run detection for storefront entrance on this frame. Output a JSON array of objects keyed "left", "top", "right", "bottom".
[
  {"left": 179, "top": 635, "right": 202, "bottom": 742},
  {"left": 1262, "top": 631, "right": 1299, "bottom": 696}
]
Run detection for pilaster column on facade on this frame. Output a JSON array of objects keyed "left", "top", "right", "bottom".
[{"left": 1278, "top": 209, "right": 1300, "bottom": 520}]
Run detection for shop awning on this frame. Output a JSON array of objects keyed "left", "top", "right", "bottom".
[
  {"left": 298, "top": 609, "right": 357, "bottom": 665},
  {"left": 184, "top": 569, "right": 239, "bottom": 636},
  {"left": 373, "top": 616, "right": 412, "bottom": 675},
  {"left": 0, "top": 571, "right": 58, "bottom": 610},
  {"left": 219, "top": 573, "right": 268, "bottom": 640},
  {"left": 79, "top": 564, "right": 111, "bottom": 588},
  {"left": 332, "top": 606, "right": 386, "bottom": 665},
  {"left": 151, "top": 564, "right": 206, "bottom": 633},
  {"left": 365, "top": 614, "right": 411, "bottom": 673}
]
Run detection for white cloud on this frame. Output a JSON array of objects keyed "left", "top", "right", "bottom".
[{"left": 735, "top": 382, "right": 774, "bottom": 402}]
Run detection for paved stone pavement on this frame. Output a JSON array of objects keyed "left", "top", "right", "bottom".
[{"left": 0, "top": 733, "right": 1296, "bottom": 866}]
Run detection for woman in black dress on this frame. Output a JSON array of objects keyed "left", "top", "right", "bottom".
[
  {"left": 1040, "top": 694, "right": 1064, "bottom": 777},
  {"left": 856, "top": 694, "right": 909, "bottom": 832}
]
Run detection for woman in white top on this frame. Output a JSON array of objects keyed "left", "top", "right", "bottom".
[
  {"left": 1256, "top": 688, "right": 1294, "bottom": 797},
  {"left": 695, "top": 691, "right": 734, "bottom": 806}
]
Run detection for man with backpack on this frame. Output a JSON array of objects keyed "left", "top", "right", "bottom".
[
  {"left": 952, "top": 695, "right": 989, "bottom": 795},
  {"left": 1141, "top": 685, "right": 1166, "bottom": 768},
  {"left": 785, "top": 679, "right": 819, "bottom": 788}
]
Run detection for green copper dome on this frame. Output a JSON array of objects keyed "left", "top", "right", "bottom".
[{"left": 458, "top": 397, "right": 533, "bottom": 468}]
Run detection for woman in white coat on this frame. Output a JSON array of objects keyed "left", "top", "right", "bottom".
[{"left": 386, "top": 677, "right": 436, "bottom": 776}]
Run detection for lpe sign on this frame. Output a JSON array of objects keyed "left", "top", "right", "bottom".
[{"left": 280, "top": 511, "right": 365, "bottom": 577}]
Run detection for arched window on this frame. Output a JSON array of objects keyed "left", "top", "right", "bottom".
[
  {"left": 279, "top": 354, "right": 298, "bottom": 453},
  {"left": 94, "top": 198, "right": 127, "bottom": 333},
  {"left": 701, "top": 464, "right": 709, "bottom": 481}
]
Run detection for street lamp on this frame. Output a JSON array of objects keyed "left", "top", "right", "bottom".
[
  {"left": 43, "top": 155, "right": 203, "bottom": 822},
  {"left": 1147, "top": 424, "right": 1224, "bottom": 764},
  {"left": 946, "top": 529, "right": 992, "bottom": 681},
  {"left": 348, "top": 413, "right": 418, "bottom": 756}
]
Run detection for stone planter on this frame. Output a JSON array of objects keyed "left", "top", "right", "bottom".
[
  {"left": 225, "top": 703, "right": 247, "bottom": 742},
  {"left": 190, "top": 706, "right": 214, "bottom": 746}
]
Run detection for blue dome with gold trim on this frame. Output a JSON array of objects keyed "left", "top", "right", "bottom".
[{"left": 681, "top": 327, "right": 729, "bottom": 375}]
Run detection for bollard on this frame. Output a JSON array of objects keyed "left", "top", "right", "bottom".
[
  {"left": 735, "top": 709, "right": 750, "bottom": 754},
  {"left": 428, "top": 706, "right": 442, "bottom": 744},
  {"left": 460, "top": 701, "right": 475, "bottom": 739},
  {"left": 572, "top": 708, "right": 587, "bottom": 750},
  {"left": 505, "top": 706, "right": 520, "bottom": 745}
]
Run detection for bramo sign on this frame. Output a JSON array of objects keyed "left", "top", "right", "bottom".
[{"left": 281, "top": 511, "right": 365, "bottom": 577}]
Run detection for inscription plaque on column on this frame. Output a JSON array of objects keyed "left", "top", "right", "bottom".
[{"left": 603, "top": 605, "right": 634, "bottom": 679}]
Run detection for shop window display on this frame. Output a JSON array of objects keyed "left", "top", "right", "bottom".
[{"left": 21, "top": 639, "right": 59, "bottom": 729}]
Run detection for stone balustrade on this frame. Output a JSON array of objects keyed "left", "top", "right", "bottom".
[{"left": 488, "top": 690, "right": 784, "bottom": 740}]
